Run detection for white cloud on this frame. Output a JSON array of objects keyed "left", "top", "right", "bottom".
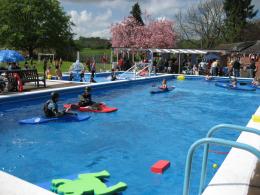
[
  {"left": 65, "top": 0, "right": 198, "bottom": 39},
  {"left": 68, "top": 9, "right": 112, "bottom": 38},
  {"left": 141, "top": 0, "right": 195, "bottom": 18}
]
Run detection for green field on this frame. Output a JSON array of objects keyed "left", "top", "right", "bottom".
[{"left": 80, "top": 48, "right": 111, "bottom": 57}]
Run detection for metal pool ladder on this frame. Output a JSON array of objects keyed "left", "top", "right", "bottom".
[{"left": 183, "top": 124, "right": 260, "bottom": 195}]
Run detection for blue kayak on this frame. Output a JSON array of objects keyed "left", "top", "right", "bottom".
[
  {"left": 19, "top": 113, "right": 91, "bottom": 124},
  {"left": 150, "top": 87, "right": 175, "bottom": 94},
  {"left": 215, "top": 82, "right": 256, "bottom": 91}
]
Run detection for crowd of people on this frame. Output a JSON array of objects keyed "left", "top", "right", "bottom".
[
  {"left": 0, "top": 59, "right": 38, "bottom": 93},
  {"left": 44, "top": 58, "right": 63, "bottom": 80}
]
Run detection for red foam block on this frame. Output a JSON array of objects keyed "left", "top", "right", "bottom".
[{"left": 151, "top": 160, "right": 170, "bottom": 174}]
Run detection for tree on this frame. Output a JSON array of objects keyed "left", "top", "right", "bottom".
[
  {"left": 0, "top": 0, "right": 73, "bottom": 57},
  {"left": 223, "top": 0, "right": 258, "bottom": 42},
  {"left": 175, "top": 0, "right": 225, "bottom": 49},
  {"left": 111, "top": 16, "right": 176, "bottom": 48},
  {"left": 130, "top": 2, "right": 144, "bottom": 26},
  {"left": 241, "top": 19, "right": 260, "bottom": 41}
]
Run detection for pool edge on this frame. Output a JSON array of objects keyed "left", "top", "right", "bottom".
[{"left": 202, "top": 106, "right": 260, "bottom": 195}]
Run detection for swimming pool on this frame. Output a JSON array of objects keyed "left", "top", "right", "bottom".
[{"left": 0, "top": 78, "right": 259, "bottom": 194}]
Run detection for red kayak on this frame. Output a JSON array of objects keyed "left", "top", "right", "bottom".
[{"left": 64, "top": 103, "right": 118, "bottom": 113}]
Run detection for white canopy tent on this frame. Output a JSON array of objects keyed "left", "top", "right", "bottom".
[
  {"left": 148, "top": 49, "right": 208, "bottom": 73},
  {"left": 112, "top": 48, "right": 221, "bottom": 74}
]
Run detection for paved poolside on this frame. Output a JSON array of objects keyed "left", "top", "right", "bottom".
[{"left": 0, "top": 80, "right": 86, "bottom": 98}]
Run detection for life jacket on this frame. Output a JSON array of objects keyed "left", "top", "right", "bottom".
[{"left": 43, "top": 100, "right": 55, "bottom": 117}]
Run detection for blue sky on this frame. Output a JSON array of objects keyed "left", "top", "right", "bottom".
[{"left": 60, "top": 0, "right": 260, "bottom": 39}]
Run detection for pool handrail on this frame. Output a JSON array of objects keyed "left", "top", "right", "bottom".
[
  {"left": 118, "top": 64, "right": 137, "bottom": 80},
  {"left": 183, "top": 137, "right": 260, "bottom": 195},
  {"left": 199, "top": 124, "right": 260, "bottom": 194}
]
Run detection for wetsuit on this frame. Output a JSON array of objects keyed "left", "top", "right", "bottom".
[
  {"left": 79, "top": 93, "right": 94, "bottom": 107},
  {"left": 111, "top": 72, "right": 116, "bottom": 81},
  {"left": 44, "top": 100, "right": 59, "bottom": 117}
]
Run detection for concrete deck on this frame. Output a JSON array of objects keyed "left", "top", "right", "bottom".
[
  {"left": 0, "top": 171, "right": 55, "bottom": 195},
  {"left": 0, "top": 80, "right": 85, "bottom": 95}
]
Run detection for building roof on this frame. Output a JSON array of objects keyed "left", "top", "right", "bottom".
[
  {"left": 215, "top": 41, "right": 256, "bottom": 52},
  {"left": 241, "top": 40, "right": 260, "bottom": 54}
]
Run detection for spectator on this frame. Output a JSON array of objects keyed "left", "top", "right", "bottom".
[
  {"left": 43, "top": 58, "right": 48, "bottom": 78},
  {"left": 222, "top": 65, "right": 229, "bottom": 76},
  {"left": 90, "top": 59, "right": 96, "bottom": 79},
  {"left": 118, "top": 58, "right": 124, "bottom": 71},
  {"left": 69, "top": 72, "right": 73, "bottom": 81},
  {"left": 233, "top": 59, "right": 241, "bottom": 77},
  {"left": 79, "top": 70, "right": 85, "bottom": 82},
  {"left": 86, "top": 58, "right": 91, "bottom": 72},
  {"left": 24, "top": 61, "right": 29, "bottom": 70},
  {"left": 56, "top": 67, "right": 62, "bottom": 80},
  {"left": 211, "top": 59, "right": 218, "bottom": 76},
  {"left": 0, "top": 73, "right": 7, "bottom": 93},
  {"left": 248, "top": 59, "right": 256, "bottom": 78},
  {"left": 111, "top": 68, "right": 117, "bottom": 81}
]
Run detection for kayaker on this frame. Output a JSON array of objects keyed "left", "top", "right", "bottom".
[
  {"left": 78, "top": 87, "right": 100, "bottom": 110},
  {"left": 43, "top": 92, "right": 70, "bottom": 117},
  {"left": 160, "top": 79, "right": 168, "bottom": 90}
]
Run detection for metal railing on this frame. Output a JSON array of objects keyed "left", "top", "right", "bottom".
[
  {"left": 183, "top": 124, "right": 260, "bottom": 195},
  {"left": 118, "top": 62, "right": 152, "bottom": 80}
]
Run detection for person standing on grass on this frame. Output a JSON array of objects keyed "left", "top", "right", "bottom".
[
  {"left": 233, "top": 58, "right": 241, "bottom": 77},
  {"left": 90, "top": 59, "right": 96, "bottom": 78}
]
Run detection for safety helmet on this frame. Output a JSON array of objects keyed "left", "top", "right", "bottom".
[
  {"left": 85, "top": 86, "right": 91, "bottom": 92},
  {"left": 51, "top": 91, "right": 59, "bottom": 99}
]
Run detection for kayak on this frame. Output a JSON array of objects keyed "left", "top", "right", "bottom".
[
  {"left": 150, "top": 86, "right": 175, "bottom": 94},
  {"left": 205, "top": 78, "right": 229, "bottom": 82},
  {"left": 19, "top": 113, "right": 91, "bottom": 124},
  {"left": 64, "top": 103, "right": 118, "bottom": 113},
  {"left": 215, "top": 82, "right": 256, "bottom": 91}
]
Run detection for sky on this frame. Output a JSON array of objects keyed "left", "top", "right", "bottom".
[{"left": 60, "top": 0, "right": 260, "bottom": 39}]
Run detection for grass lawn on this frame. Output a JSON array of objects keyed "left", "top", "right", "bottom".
[{"left": 80, "top": 48, "right": 111, "bottom": 57}]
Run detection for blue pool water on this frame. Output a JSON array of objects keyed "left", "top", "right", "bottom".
[
  {"left": 60, "top": 72, "right": 158, "bottom": 83},
  {"left": 0, "top": 79, "right": 259, "bottom": 194}
]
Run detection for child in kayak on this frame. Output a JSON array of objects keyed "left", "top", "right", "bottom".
[
  {"left": 44, "top": 92, "right": 71, "bottom": 117},
  {"left": 78, "top": 87, "right": 101, "bottom": 110},
  {"left": 160, "top": 79, "right": 168, "bottom": 90}
]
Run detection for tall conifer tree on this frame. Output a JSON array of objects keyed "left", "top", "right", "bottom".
[{"left": 223, "top": 0, "right": 258, "bottom": 42}]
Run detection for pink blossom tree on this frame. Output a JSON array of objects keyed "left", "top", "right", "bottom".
[{"left": 111, "top": 16, "right": 176, "bottom": 48}]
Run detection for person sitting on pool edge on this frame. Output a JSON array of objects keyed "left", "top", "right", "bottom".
[
  {"left": 111, "top": 68, "right": 117, "bottom": 81},
  {"left": 230, "top": 77, "right": 237, "bottom": 88},
  {"left": 205, "top": 74, "right": 213, "bottom": 80},
  {"left": 78, "top": 86, "right": 101, "bottom": 110},
  {"left": 90, "top": 75, "right": 97, "bottom": 83},
  {"left": 160, "top": 79, "right": 168, "bottom": 90},
  {"left": 43, "top": 92, "right": 71, "bottom": 117},
  {"left": 252, "top": 75, "right": 260, "bottom": 86}
]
